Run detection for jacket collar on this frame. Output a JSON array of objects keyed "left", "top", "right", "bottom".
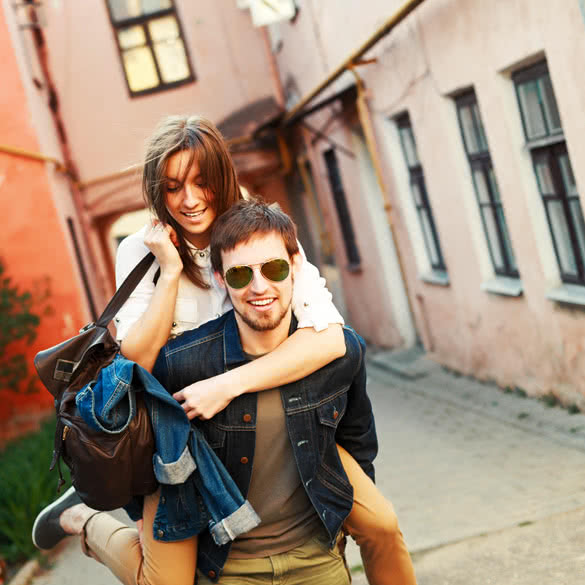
[{"left": 223, "top": 310, "right": 298, "bottom": 368}]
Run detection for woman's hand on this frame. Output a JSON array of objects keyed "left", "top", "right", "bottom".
[
  {"left": 173, "top": 372, "right": 238, "bottom": 420},
  {"left": 144, "top": 220, "right": 183, "bottom": 276}
]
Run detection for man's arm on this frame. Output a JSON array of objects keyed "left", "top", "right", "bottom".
[{"left": 335, "top": 330, "right": 378, "bottom": 482}]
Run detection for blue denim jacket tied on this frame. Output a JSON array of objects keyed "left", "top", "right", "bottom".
[
  {"left": 153, "top": 311, "right": 378, "bottom": 581},
  {"left": 75, "top": 354, "right": 260, "bottom": 545}
]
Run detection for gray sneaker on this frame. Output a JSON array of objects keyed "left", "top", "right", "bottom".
[{"left": 32, "top": 486, "right": 82, "bottom": 550}]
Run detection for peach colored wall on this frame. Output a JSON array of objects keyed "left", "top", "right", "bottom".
[
  {"left": 0, "top": 5, "right": 88, "bottom": 443},
  {"left": 272, "top": 0, "right": 585, "bottom": 405},
  {"left": 44, "top": 0, "right": 276, "bottom": 191}
]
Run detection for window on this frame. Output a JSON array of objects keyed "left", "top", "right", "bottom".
[
  {"left": 513, "top": 61, "right": 585, "bottom": 285},
  {"left": 456, "top": 90, "right": 518, "bottom": 278},
  {"left": 106, "top": 0, "right": 194, "bottom": 97},
  {"left": 323, "top": 149, "right": 361, "bottom": 268},
  {"left": 396, "top": 114, "right": 446, "bottom": 272}
]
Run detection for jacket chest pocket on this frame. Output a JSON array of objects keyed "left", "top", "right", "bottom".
[
  {"left": 201, "top": 421, "right": 226, "bottom": 454},
  {"left": 316, "top": 391, "right": 348, "bottom": 454}
]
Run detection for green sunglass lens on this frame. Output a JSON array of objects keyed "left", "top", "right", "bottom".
[
  {"left": 226, "top": 266, "right": 253, "bottom": 289},
  {"left": 261, "top": 259, "right": 289, "bottom": 282}
]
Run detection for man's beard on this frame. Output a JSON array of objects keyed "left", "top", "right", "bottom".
[{"left": 232, "top": 294, "right": 291, "bottom": 331}]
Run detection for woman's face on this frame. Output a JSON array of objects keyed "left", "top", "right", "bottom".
[{"left": 164, "top": 149, "right": 217, "bottom": 248}]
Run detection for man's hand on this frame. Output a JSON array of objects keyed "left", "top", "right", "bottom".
[{"left": 173, "top": 373, "right": 237, "bottom": 419}]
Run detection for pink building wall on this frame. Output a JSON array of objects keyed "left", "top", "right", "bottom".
[{"left": 270, "top": 0, "right": 585, "bottom": 405}]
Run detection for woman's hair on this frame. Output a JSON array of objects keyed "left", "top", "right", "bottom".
[
  {"left": 142, "top": 115, "right": 243, "bottom": 288},
  {"left": 210, "top": 200, "right": 299, "bottom": 275}
]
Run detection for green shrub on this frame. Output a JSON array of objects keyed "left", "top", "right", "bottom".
[{"left": 0, "top": 417, "right": 70, "bottom": 564}]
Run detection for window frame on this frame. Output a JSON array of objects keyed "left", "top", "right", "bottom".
[
  {"left": 513, "top": 60, "right": 585, "bottom": 285},
  {"left": 395, "top": 113, "right": 447, "bottom": 272},
  {"left": 323, "top": 148, "right": 361, "bottom": 270},
  {"left": 105, "top": 0, "right": 195, "bottom": 98},
  {"left": 455, "top": 90, "right": 519, "bottom": 278}
]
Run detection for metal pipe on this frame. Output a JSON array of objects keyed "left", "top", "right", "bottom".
[
  {"left": 0, "top": 144, "right": 67, "bottom": 173},
  {"left": 349, "top": 65, "right": 417, "bottom": 343},
  {"left": 282, "top": 0, "right": 428, "bottom": 124}
]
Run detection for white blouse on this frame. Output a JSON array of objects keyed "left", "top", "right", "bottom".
[{"left": 114, "top": 225, "right": 344, "bottom": 341}]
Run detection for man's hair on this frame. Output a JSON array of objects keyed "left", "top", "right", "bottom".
[{"left": 210, "top": 199, "right": 299, "bottom": 274}]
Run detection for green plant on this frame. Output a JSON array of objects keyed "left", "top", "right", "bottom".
[
  {"left": 0, "top": 261, "right": 42, "bottom": 393},
  {"left": 0, "top": 417, "right": 70, "bottom": 564}
]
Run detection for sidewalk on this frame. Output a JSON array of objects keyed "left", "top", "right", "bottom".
[{"left": 29, "top": 350, "right": 585, "bottom": 584}]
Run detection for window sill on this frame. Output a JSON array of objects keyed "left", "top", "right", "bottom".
[
  {"left": 481, "top": 277, "right": 523, "bottom": 297},
  {"left": 420, "top": 270, "right": 449, "bottom": 286},
  {"left": 546, "top": 283, "right": 585, "bottom": 307}
]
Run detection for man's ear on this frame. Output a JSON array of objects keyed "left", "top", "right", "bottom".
[
  {"left": 215, "top": 271, "right": 226, "bottom": 289},
  {"left": 291, "top": 252, "right": 302, "bottom": 277}
]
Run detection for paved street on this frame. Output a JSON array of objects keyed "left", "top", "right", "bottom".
[{"left": 29, "top": 352, "right": 585, "bottom": 585}]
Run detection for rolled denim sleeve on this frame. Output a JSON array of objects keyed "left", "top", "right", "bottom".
[
  {"left": 335, "top": 329, "right": 377, "bottom": 482},
  {"left": 292, "top": 242, "right": 344, "bottom": 332}
]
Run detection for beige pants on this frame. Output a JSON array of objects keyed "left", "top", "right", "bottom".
[
  {"left": 83, "top": 446, "right": 416, "bottom": 585},
  {"left": 196, "top": 533, "right": 350, "bottom": 585}
]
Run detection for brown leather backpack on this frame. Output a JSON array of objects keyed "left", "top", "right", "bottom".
[{"left": 34, "top": 253, "right": 158, "bottom": 510}]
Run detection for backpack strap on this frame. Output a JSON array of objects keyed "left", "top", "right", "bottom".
[{"left": 96, "top": 252, "right": 155, "bottom": 328}]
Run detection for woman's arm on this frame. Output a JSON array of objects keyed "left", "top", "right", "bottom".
[
  {"left": 173, "top": 248, "right": 346, "bottom": 419},
  {"left": 174, "top": 324, "right": 345, "bottom": 419},
  {"left": 117, "top": 223, "right": 183, "bottom": 371}
]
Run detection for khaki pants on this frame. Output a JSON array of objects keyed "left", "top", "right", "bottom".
[
  {"left": 83, "top": 446, "right": 416, "bottom": 585},
  {"left": 196, "top": 533, "right": 350, "bottom": 585}
]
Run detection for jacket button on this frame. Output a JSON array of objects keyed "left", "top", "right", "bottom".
[
  {"left": 157, "top": 529, "right": 164, "bottom": 538},
  {"left": 243, "top": 413, "right": 252, "bottom": 422},
  {"left": 240, "top": 456, "right": 249, "bottom": 464},
  {"left": 333, "top": 409, "right": 339, "bottom": 420},
  {"left": 160, "top": 496, "right": 166, "bottom": 504},
  {"left": 208, "top": 570, "right": 216, "bottom": 578},
  {"left": 172, "top": 321, "right": 177, "bottom": 327}
]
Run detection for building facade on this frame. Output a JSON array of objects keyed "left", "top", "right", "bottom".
[{"left": 269, "top": 0, "right": 585, "bottom": 406}]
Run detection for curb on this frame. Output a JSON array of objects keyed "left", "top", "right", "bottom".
[{"left": 6, "top": 559, "right": 39, "bottom": 585}]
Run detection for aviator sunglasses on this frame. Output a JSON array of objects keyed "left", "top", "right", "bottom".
[{"left": 224, "top": 258, "right": 290, "bottom": 289}]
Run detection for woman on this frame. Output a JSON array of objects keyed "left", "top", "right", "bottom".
[{"left": 37, "top": 116, "right": 416, "bottom": 585}]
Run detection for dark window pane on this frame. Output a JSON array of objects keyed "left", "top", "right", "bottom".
[
  {"left": 539, "top": 75, "right": 562, "bottom": 134},
  {"left": 517, "top": 80, "right": 547, "bottom": 140},
  {"left": 459, "top": 104, "right": 481, "bottom": 154},
  {"left": 419, "top": 209, "right": 440, "bottom": 267},
  {"left": 546, "top": 200, "right": 578, "bottom": 276},
  {"left": 558, "top": 153, "right": 577, "bottom": 196},
  {"left": 481, "top": 207, "right": 505, "bottom": 271},
  {"left": 398, "top": 126, "right": 419, "bottom": 167},
  {"left": 534, "top": 158, "right": 557, "bottom": 196},
  {"left": 488, "top": 167, "right": 501, "bottom": 202},
  {"left": 496, "top": 206, "right": 518, "bottom": 271},
  {"left": 472, "top": 168, "right": 491, "bottom": 204},
  {"left": 108, "top": 0, "right": 172, "bottom": 21},
  {"left": 323, "top": 149, "right": 361, "bottom": 266},
  {"left": 569, "top": 200, "right": 585, "bottom": 267},
  {"left": 473, "top": 103, "right": 489, "bottom": 151}
]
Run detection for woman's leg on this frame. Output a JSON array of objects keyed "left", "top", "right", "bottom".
[
  {"left": 81, "top": 489, "right": 198, "bottom": 585},
  {"left": 337, "top": 444, "right": 417, "bottom": 585}
]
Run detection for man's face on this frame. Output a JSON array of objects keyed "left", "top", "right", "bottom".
[{"left": 216, "top": 233, "right": 299, "bottom": 333}]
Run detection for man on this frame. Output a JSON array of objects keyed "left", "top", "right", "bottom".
[
  {"left": 32, "top": 200, "right": 382, "bottom": 585},
  {"left": 155, "top": 199, "right": 378, "bottom": 583}
]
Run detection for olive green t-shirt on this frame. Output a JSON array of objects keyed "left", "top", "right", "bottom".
[{"left": 228, "top": 382, "right": 321, "bottom": 558}]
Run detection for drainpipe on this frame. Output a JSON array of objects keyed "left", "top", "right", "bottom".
[
  {"left": 27, "top": 5, "right": 100, "bottom": 318},
  {"left": 282, "top": 0, "right": 428, "bottom": 124},
  {"left": 347, "top": 64, "right": 417, "bottom": 336}
]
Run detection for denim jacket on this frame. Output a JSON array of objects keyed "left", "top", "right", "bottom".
[
  {"left": 153, "top": 311, "right": 377, "bottom": 581},
  {"left": 75, "top": 354, "right": 260, "bottom": 545}
]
